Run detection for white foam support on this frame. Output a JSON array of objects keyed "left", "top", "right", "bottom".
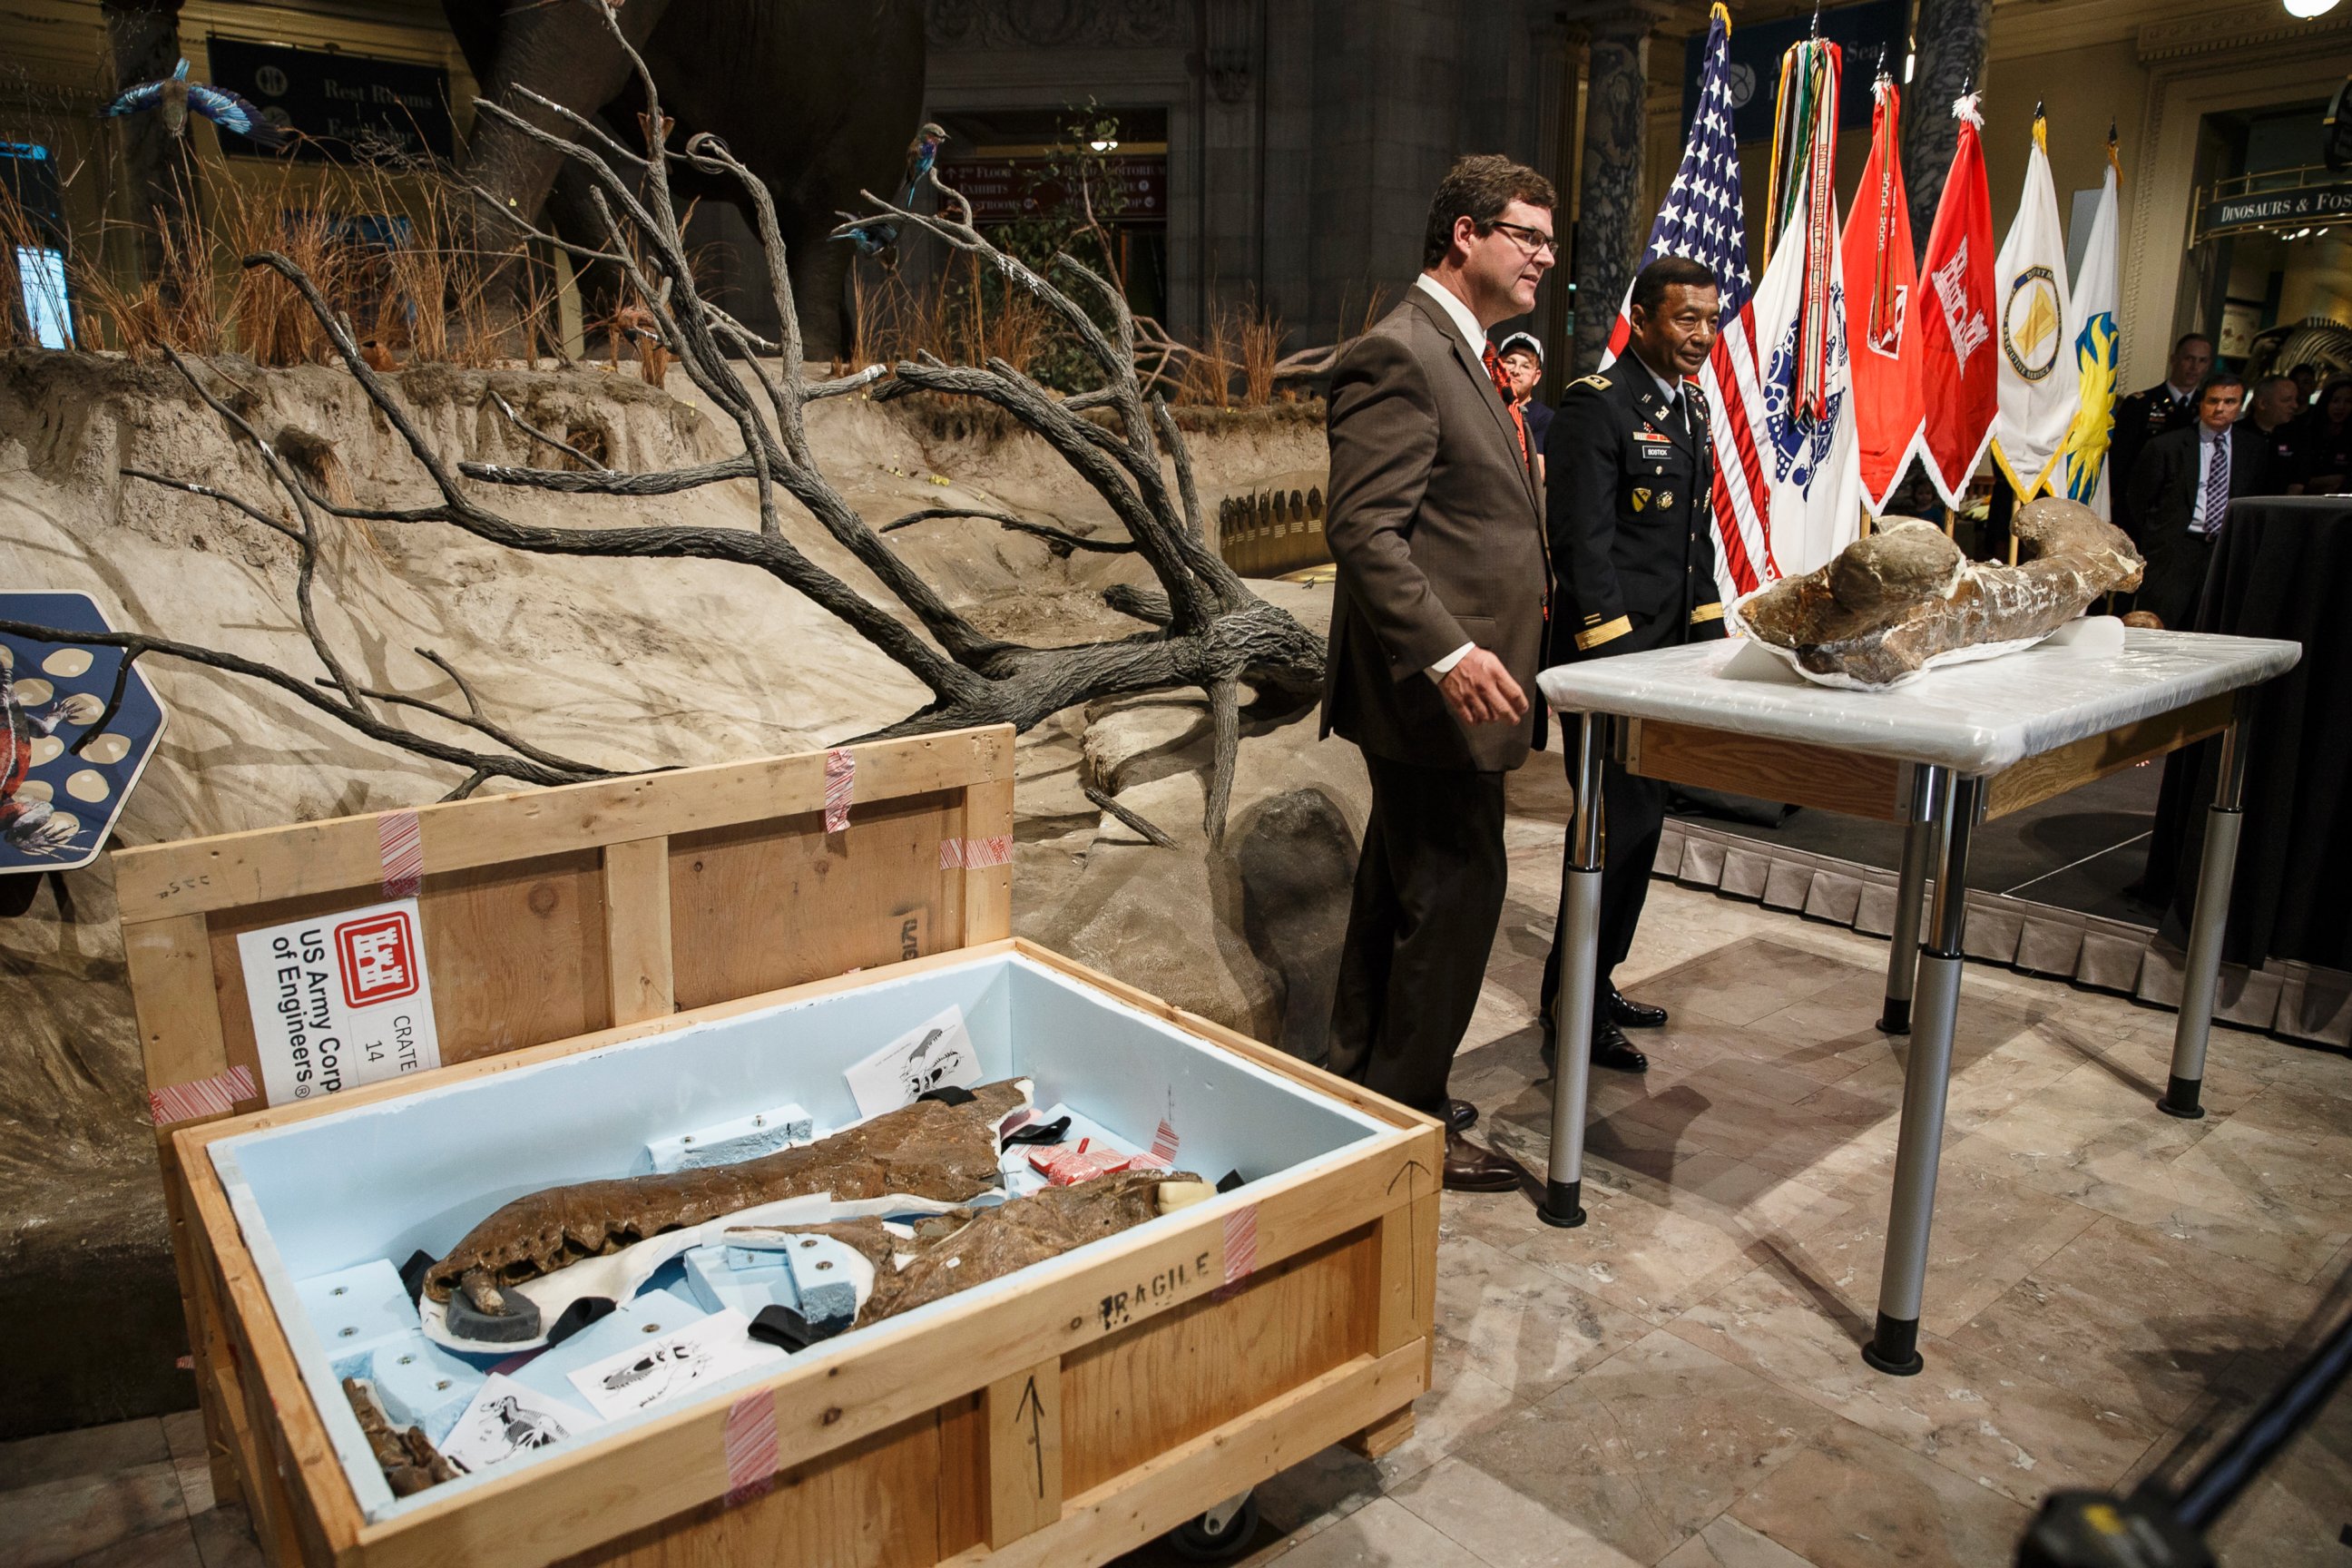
[
  {"left": 366, "top": 1334, "right": 485, "bottom": 1446},
  {"left": 645, "top": 1102, "right": 814, "bottom": 1173}
]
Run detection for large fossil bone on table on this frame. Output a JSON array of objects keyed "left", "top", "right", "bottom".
[
  {"left": 1739, "top": 499, "right": 2144, "bottom": 687},
  {"left": 422, "top": 1081, "right": 1030, "bottom": 1319}
]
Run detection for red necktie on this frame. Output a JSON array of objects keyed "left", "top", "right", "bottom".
[{"left": 1482, "top": 342, "right": 1530, "bottom": 466}]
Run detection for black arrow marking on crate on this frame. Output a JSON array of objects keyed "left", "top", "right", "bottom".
[{"left": 1015, "top": 1376, "right": 1047, "bottom": 1497}]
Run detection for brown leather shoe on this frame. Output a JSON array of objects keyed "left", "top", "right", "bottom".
[
  {"left": 1443, "top": 1129, "right": 1522, "bottom": 1191},
  {"left": 1446, "top": 1098, "right": 1478, "bottom": 1132}
]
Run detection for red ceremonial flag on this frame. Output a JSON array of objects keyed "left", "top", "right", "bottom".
[
  {"left": 1842, "top": 77, "right": 1925, "bottom": 514},
  {"left": 1914, "top": 93, "right": 1999, "bottom": 508}
]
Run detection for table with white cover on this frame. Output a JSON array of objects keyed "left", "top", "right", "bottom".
[{"left": 1534, "top": 624, "right": 2299, "bottom": 1375}]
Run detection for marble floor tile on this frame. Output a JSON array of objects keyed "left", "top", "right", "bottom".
[
  {"left": 1494, "top": 1177, "right": 1777, "bottom": 1327},
  {"left": 1656, "top": 1513, "right": 1826, "bottom": 1568},
  {"left": 1426, "top": 1229, "right": 1653, "bottom": 1401},
  {"left": 0, "top": 1463, "right": 189, "bottom": 1568},
  {"left": 0, "top": 1420, "right": 170, "bottom": 1490},
  {"left": 1630, "top": 938, "right": 1867, "bottom": 1031},
  {"left": 1364, "top": 1361, "right": 1523, "bottom": 1491},
  {"left": 1728, "top": 1420, "right": 2034, "bottom": 1568},
  {"left": 2222, "top": 1081, "right": 2352, "bottom": 1146},
  {"left": 1387, "top": 1455, "right": 1651, "bottom": 1568},
  {"left": 1262, "top": 1494, "right": 1490, "bottom": 1568},
  {"left": 1949, "top": 1215, "right": 2320, "bottom": 1429}
]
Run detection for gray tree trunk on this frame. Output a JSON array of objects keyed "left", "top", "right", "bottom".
[
  {"left": 101, "top": 0, "right": 191, "bottom": 291},
  {"left": 1900, "top": 0, "right": 1991, "bottom": 262}
]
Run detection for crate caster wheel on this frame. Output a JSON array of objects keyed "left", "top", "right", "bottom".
[{"left": 1167, "top": 1490, "right": 1259, "bottom": 1561}]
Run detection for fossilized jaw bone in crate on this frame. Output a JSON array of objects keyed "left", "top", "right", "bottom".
[
  {"left": 1736, "top": 499, "right": 2145, "bottom": 687},
  {"left": 423, "top": 1081, "right": 1033, "bottom": 1321}
]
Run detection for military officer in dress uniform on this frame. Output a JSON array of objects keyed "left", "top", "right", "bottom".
[
  {"left": 2109, "top": 333, "right": 2213, "bottom": 546},
  {"left": 1537, "top": 255, "right": 1727, "bottom": 1075}
]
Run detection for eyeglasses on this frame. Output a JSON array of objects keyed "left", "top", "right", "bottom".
[{"left": 1484, "top": 220, "right": 1559, "bottom": 260}]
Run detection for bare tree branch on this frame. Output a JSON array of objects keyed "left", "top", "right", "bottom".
[
  {"left": 489, "top": 390, "right": 609, "bottom": 472},
  {"left": 1083, "top": 782, "right": 1176, "bottom": 848},
  {"left": 881, "top": 507, "right": 1136, "bottom": 554}
]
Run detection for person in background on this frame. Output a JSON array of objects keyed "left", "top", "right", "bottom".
[
  {"left": 1494, "top": 331, "right": 1553, "bottom": 483},
  {"left": 2130, "top": 372, "right": 2266, "bottom": 630},
  {"left": 2246, "top": 375, "right": 2302, "bottom": 492},
  {"left": 2110, "top": 333, "right": 2214, "bottom": 545},
  {"left": 1536, "top": 255, "right": 1727, "bottom": 1077},
  {"left": 2294, "top": 377, "right": 2352, "bottom": 494},
  {"left": 1319, "top": 154, "right": 1556, "bottom": 1191},
  {"left": 2288, "top": 362, "right": 2318, "bottom": 411}
]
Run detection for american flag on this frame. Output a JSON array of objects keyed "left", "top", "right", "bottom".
[{"left": 1602, "top": 3, "right": 1776, "bottom": 595}]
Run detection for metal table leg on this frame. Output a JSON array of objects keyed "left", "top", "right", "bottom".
[
  {"left": 1539, "top": 712, "right": 1607, "bottom": 1229},
  {"left": 1864, "top": 768, "right": 1980, "bottom": 1377},
  {"left": 1879, "top": 767, "right": 1943, "bottom": 1035},
  {"left": 2159, "top": 699, "right": 2255, "bottom": 1120}
]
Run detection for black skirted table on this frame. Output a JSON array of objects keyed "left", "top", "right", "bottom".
[{"left": 2145, "top": 495, "right": 2352, "bottom": 975}]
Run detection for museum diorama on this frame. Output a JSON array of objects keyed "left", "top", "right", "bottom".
[{"left": 4, "top": 0, "right": 2349, "bottom": 1564}]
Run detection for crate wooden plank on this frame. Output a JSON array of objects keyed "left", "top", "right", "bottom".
[
  {"left": 942, "top": 1345, "right": 1426, "bottom": 1568},
  {"left": 600, "top": 836, "right": 674, "bottom": 1025},
  {"left": 961, "top": 773, "right": 1015, "bottom": 946},
  {"left": 982, "top": 1360, "right": 1063, "bottom": 1548},
  {"left": 114, "top": 728, "right": 1014, "bottom": 922},
  {"left": 1061, "top": 1226, "right": 1376, "bottom": 1496},
  {"left": 669, "top": 792, "right": 957, "bottom": 1010}
]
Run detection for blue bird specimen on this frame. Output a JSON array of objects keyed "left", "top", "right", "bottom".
[
  {"left": 102, "top": 59, "right": 290, "bottom": 149},
  {"left": 828, "top": 212, "right": 899, "bottom": 257},
  {"left": 900, "top": 122, "right": 948, "bottom": 201}
]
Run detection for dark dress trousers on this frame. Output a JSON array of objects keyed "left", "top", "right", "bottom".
[
  {"left": 1538, "top": 363, "right": 1727, "bottom": 1025},
  {"left": 2109, "top": 383, "right": 2197, "bottom": 544},
  {"left": 2128, "top": 421, "right": 2270, "bottom": 631},
  {"left": 1319, "top": 289, "right": 1551, "bottom": 1115}
]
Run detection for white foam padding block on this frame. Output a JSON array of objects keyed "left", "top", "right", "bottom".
[
  {"left": 681, "top": 1242, "right": 799, "bottom": 1320},
  {"left": 645, "top": 1102, "right": 813, "bottom": 1172},
  {"left": 366, "top": 1333, "right": 485, "bottom": 1446},
  {"left": 299, "top": 1259, "right": 417, "bottom": 1375},
  {"left": 508, "top": 1288, "right": 706, "bottom": 1409},
  {"left": 725, "top": 1231, "right": 865, "bottom": 1324}
]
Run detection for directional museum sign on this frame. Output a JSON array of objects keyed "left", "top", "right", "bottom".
[
  {"left": 203, "top": 36, "right": 456, "bottom": 162},
  {"left": 2200, "top": 180, "right": 2352, "bottom": 240},
  {"left": 1, "top": 592, "right": 169, "bottom": 877}
]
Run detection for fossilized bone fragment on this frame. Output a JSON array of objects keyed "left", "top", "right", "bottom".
[
  {"left": 343, "top": 1377, "right": 459, "bottom": 1498},
  {"left": 1739, "top": 500, "right": 2144, "bottom": 686},
  {"left": 423, "top": 1081, "right": 1029, "bottom": 1312},
  {"left": 735, "top": 1170, "right": 1194, "bottom": 1331}
]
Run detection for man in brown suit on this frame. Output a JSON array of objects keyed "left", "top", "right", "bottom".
[{"left": 1321, "top": 155, "right": 1556, "bottom": 1191}]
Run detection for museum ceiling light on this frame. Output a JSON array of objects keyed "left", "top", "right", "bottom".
[{"left": 2281, "top": 0, "right": 2340, "bottom": 19}]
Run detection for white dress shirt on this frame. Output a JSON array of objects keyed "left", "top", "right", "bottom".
[{"left": 1411, "top": 275, "right": 1488, "bottom": 682}]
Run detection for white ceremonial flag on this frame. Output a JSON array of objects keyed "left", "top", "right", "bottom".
[
  {"left": 1989, "top": 116, "right": 2078, "bottom": 499},
  {"left": 1747, "top": 162, "right": 1864, "bottom": 578},
  {"left": 2056, "top": 146, "right": 2122, "bottom": 519}
]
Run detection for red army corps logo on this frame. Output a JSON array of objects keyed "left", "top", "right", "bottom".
[{"left": 336, "top": 911, "right": 420, "bottom": 1007}]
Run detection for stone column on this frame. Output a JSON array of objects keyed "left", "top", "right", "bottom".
[
  {"left": 1901, "top": 0, "right": 1991, "bottom": 260},
  {"left": 1562, "top": 5, "right": 1664, "bottom": 376}
]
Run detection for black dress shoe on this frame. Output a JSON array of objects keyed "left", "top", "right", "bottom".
[
  {"left": 1446, "top": 1098, "right": 1479, "bottom": 1132},
  {"left": 1443, "top": 1129, "right": 1522, "bottom": 1191},
  {"left": 1590, "top": 1018, "right": 1649, "bottom": 1073},
  {"left": 1606, "top": 985, "right": 1668, "bottom": 1029}
]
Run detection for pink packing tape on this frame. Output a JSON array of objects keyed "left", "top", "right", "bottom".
[
  {"left": 150, "top": 1063, "right": 257, "bottom": 1128},
  {"left": 938, "top": 836, "right": 1013, "bottom": 869},
  {"left": 378, "top": 808, "right": 423, "bottom": 900},
  {"left": 723, "top": 1388, "right": 779, "bottom": 1506},
  {"left": 823, "top": 749, "right": 856, "bottom": 835},
  {"left": 1146, "top": 1118, "right": 1180, "bottom": 1169},
  {"left": 1220, "top": 1203, "right": 1259, "bottom": 1285}
]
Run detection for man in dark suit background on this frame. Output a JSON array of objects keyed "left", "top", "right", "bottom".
[
  {"left": 2110, "top": 333, "right": 2214, "bottom": 545},
  {"left": 1536, "top": 256, "right": 1728, "bottom": 1075},
  {"left": 2129, "top": 372, "right": 2268, "bottom": 630},
  {"left": 1320, "top": 154, "right": 1558, "bottom": 1191}
]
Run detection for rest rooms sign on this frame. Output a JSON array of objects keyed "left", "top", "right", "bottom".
[
  {"left": 237, "top": 898, "right": 443, "bottom": 1106},
  {"left": 204, "top": 36, "right": 454, "bottom": 162},
  {"left": 2201, "top": 181, "right": 2352, "bottom": 240}
]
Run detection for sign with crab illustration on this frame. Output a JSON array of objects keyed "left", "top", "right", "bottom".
[{"left": 1, "top": 592, "right": 169, "bottom": 876}]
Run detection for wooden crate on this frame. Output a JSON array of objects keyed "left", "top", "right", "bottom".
[{"left": 120, "top": 726, "right": 1440, "bottom": 1568}]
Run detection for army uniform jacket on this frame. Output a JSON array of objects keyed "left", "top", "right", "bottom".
[{"left": 1546, "top": 361, "right": 1725, "bottom": 662}]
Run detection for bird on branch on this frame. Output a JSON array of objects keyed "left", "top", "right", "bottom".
[
  {"left": 828, "top": 211, "right": 900, "bottom": 258},
  {"left": 901, "top": 122, "right": 949, "bottom": 201},
  {"left": 101, "top": 59, "right": 291, "bottom": 150}
]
